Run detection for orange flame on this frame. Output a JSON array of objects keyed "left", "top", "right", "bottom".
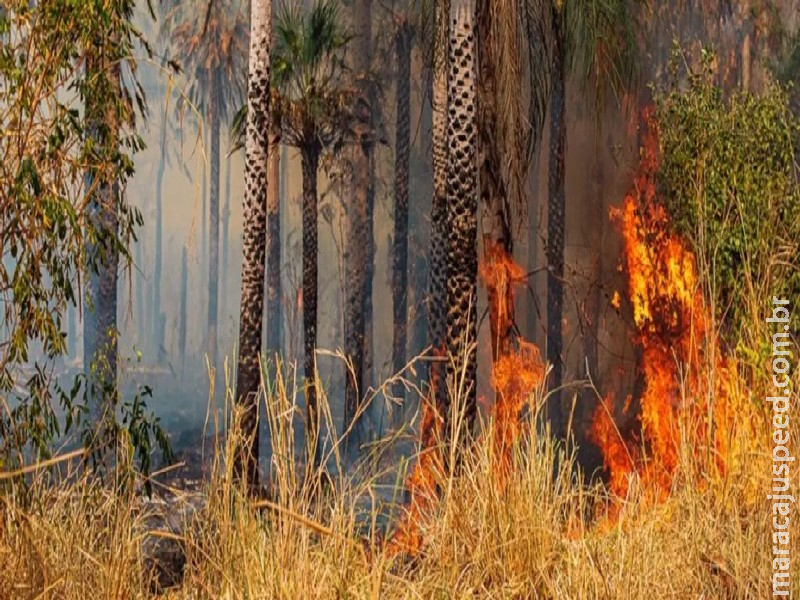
[
  {"left": 388, "top": 244, "right": 544, "bottom": 555},
  {"left": 480, "top": 241, "right": 544, "bottom": 472},
  {"left": 591, "top": 109, "right": 759, "bottom": 501}
]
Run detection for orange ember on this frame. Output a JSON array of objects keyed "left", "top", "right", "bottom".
[{"left": 591, "top": 110, "right": 758, "bottom": 501}]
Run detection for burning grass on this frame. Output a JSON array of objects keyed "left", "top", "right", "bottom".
[{"left": 0, "top": 356, "right": 793, "bottom": 598}]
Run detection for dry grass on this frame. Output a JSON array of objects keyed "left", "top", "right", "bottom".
[{"left": 0, "top": 359, "right": 797, "bottom": 600}]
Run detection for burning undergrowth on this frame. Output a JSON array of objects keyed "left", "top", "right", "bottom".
[
  {"left": 590, "top": 110, "right": 763, "bottom": 503},
  {"left": 389, "top": 110, "right": 767, "bottom": 556},
  {"left": 389, "top": 241, "right": 545, "bottom": 555}
]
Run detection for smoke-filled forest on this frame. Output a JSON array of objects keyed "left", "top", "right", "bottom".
[{"left": 1, "top": 0, "right": 800, "bottom": 597}]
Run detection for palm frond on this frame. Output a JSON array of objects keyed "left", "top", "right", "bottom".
[
  {"left": 231, "top": 0, "right": 356, "bottom": 153},
  {"left": 564, "top": 0, "right": 644, "bottom": 116}
]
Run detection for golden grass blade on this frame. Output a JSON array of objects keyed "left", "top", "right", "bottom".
[
  {"left": 251, "top": 499, "right": 333, "bottom": 537},
  {"left": 0, "top": 447, "right": 87, "bottom": 481}
]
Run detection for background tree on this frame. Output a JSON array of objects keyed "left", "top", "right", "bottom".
[
  {"left": 391, "top": 13, "right": 413, "bottom": 402},
  {"left": 168, "top": 0, "right": 247, "bottom": 372},
  {"left": 271, "top": 0, "right": 353, "bottom": 467},
  {"left": 266, "top": 122, "right": 282, "bottom": 366},
  {"left": 343, "top": 0, "right": 377, "bottom": 454},
  {"left": 0, "top": 0, "right": 168, "bottom": 471}
]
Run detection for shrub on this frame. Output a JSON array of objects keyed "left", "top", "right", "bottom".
[{"left": 655, "top": 50, "right": 800, "bottom": 374}]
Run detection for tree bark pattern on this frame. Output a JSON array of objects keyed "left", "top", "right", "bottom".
[
  {"left": 234, "top": 0, "right": 271, "bottom": 491},
  {"left": 445, "top": 0, "right": 478, "bottom": 440},
  {"left": 302, "top": 145, "right": 321, "bottom": 467}
]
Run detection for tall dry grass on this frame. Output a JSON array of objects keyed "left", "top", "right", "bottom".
[{"left": 0, "top": 351, "right": 796, "bottom": 599}]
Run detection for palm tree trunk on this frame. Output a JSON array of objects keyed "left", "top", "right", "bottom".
[
  {"left": 391, "top": 18, "right": 413, "bottom": 400},
  {"left": 301, "top": 143, "right": 321, "bottom": 468},
  {"left": 207, "top": 87, "right": 221, "bottom": 372},
  {"left": 427, "top": 0, "right": 449, "bottom": 413},
  {"left": 546, "top": 8, "right": 566, "bottom": 438},
  {"left": 266, "top": 131, "right": 282, "bottom": 364},
  {"left": 234, "top": 0, "right": 272, "bottom": 492},
  {"left": 445, "top": 0, "right": 478, "bottom": 442},
  {"left": 344, "top": 0, "right": 374, "bottom": 456}
]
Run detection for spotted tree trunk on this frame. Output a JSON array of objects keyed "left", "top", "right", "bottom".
[
  {"left": 83, "top": 56, "right": 120, "bottom": 425},
  {"left": 234, "top": 0, "right": 271, "bottom": 491},
  {"left": 391, "top": 19, "right": 413, "bottom": 400},
  {"left": 427, "top": 0, "right": 449, "bottom": 414},
  {"left": 546, "top": 7, "right": 566, "bottom": 438},
  {"left": 444, "top": 0, "right": 478, "bottom": 441}
]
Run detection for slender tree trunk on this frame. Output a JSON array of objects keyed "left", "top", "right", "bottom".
[
  {"left": 207, "top": 88, "right": 221, "bottom": 372},
  {"left": 266, "top": 130, "right": 282, "bottom": 364},
  {"left": 83, "top": 55, "right": 120, "bottom": 425},
  {"left": 234, "top": 0, "right": 272, "bottom": 492},
  {"left": 134, "top": 237, "right": 145, "bottom": 349},
  {"left": 67, "top": 300, "right": 76, "bottom": 359},
  {"left": 301, "top": 144, "right": 321, "bottom": 468},
  {"left": 391, "top": 19, "right": 412, "bottom": 400},
  {"left": 179, "top": 245, "right": 188, "bottom": 376},
  {"left": 200, "top": 148, "right": 208, "bottom": 356},
  {"left": 546, "top": 8, "right": 566, "bottom": 438},
  {"left": 525, "top": 147, "right": 542, "bottom": 344},
  {"left": 222, "top": 149, "right": 232, "bottom": 333},
  {"left": 427, "top": 0, "right": 449, "bottom": 414},
  {"left": 344, "top": 0, "right": 374, "bottom": 455},
  {"left": 153, "top": 104, "right": 166, "bottom": 360},
  {"left": 444, "top": 0, "right": 478, "bottom": 442},
  {"left": 84, "top": 180, "right": 119, "bottom": 415},
  {"left": 364, "top": 155, "right": 375, "bottom": 391},
  {"left": 585, "top": 130, "right": 603, "bottom": 380},
  {"left": 362, "top": 0, "right": 377, "bottom": 395}
]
